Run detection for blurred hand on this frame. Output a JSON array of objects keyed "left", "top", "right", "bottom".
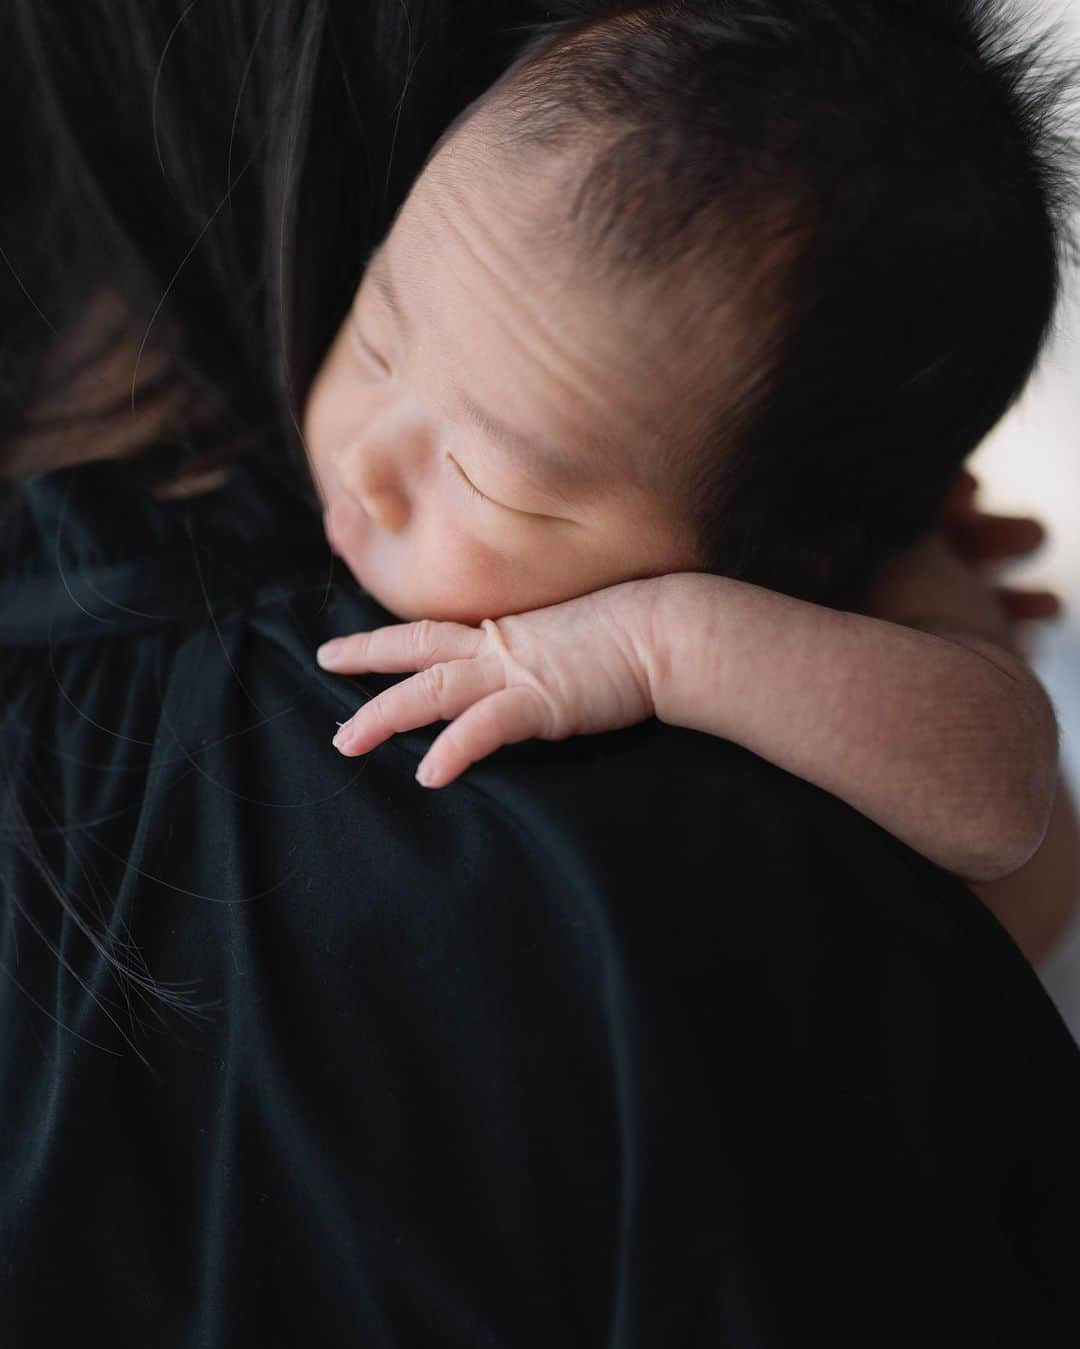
[
  {"left": 938, "top": 468, "right": 1061, "bottom": 623},
  {"left": 863, "top": 468, "right": 1061, "bottom": 653}
]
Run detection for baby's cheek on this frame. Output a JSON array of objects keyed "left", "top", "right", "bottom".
[
  {"left": 413, "top": 529, "right": 542, "bottom": 623},
  {"left": 432, "top": 528, "right": 625, "bottom": 623},
  {"left": 302, "top": 325, "right": 350, "bottom": 457}
]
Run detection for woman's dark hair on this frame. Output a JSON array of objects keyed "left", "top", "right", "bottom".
[
  {"left": 1, "top": 0, "right": 557, "bottom": 1034},
  {"left": 0, "top": 0, "right": 556, "bottom": 504},
  {"left": 0, "top": 0, "right": 1074, "bottom": 1025}
]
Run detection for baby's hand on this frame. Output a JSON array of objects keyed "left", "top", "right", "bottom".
[
  {"left": 316, "top": 578, "right": 665, "bottom": 788},
  {"left": 863, "top": 469, "right": 1061, "bottom": 654}
]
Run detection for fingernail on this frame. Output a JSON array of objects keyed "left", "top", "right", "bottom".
[
  {"left": 415, "top": 761, "right": 436, "bottom": 787},
  {"left": 317, "top": 640, "right": 344, "bottom": 669},
  {"left": 333, "top": 721, "right": 353, "bottom": 752}
]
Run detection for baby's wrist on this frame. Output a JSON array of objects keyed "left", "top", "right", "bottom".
[{"left": 640, "top": 571, "right": 745, "bottom": 737}]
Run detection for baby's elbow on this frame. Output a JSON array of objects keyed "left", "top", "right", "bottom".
[
  {"left": 954, "top": 687, "right": 1060, "bottom": 885},
  {"left": 956, "top": 816, "right": 1048, "bottom": 885},
  {"left": 954, "top": 782, "right": 1053, "bottom": 883}
]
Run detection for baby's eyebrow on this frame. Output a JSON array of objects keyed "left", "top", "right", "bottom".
[{"left": 456, "top": 390, "right": 609, "bottom": 493}]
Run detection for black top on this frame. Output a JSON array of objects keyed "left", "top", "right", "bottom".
[{"left": 3, "top": 453, "right": 1080, "bottom": 1348}]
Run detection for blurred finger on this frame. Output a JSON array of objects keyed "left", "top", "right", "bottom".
[
  {"left": 316, "top": 619, "right": 484, "bottom": 674},
  {"left": 946, "top": 512, "right": 1046, "bottom": 564},
  {"left": 939, "top": 468, "right": 979, "bottom": 521},
  {"left": 333, "top": 656, "right": 502, "bottom": 756},
  {"left": 415, "top": 685, "right": 552, "bottom": 788},
  {"left": 995, "top": 587, "right": 1063, "bottom": 623}
]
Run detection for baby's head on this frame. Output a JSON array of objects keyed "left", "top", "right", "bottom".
[{"left": 303, "top": 0, "right": 1070, "bottom": 624}]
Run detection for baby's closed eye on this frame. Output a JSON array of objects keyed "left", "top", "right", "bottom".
[{"left": 445, "top": 449, "right": 573, "bottom": 524}]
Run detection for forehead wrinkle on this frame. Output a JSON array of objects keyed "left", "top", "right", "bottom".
[
  {"left": 419, "top": 163, "right": 662, "bottom": 487},
  {"left": 364, "top": 244, "right": 409, "bottom": 341},
  {"left": 366, "top": 210, "right": 616, "bottom": 500}
]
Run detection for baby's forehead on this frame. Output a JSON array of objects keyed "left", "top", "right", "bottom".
[{"left": 414, "top": 128, "right": 728, "bottom": 496}]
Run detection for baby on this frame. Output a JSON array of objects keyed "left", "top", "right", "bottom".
[{"left": 301, "top": 2, "right": 1073, "bottom": 947}]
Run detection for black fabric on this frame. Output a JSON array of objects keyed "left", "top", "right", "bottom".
[{"left": 3, "top": 452, "right": 1080, "bottom": 1348}]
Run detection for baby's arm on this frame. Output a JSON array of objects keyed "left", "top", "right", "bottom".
[
  {"left": 650, "top": 551, "right": 1075, "bottom": 958},
  {"left": 648, "top": 540, "right": 1059, "bottom": 885},
  {"left": 320, "top": 496, "right": 1070, "bottom": 954},
  {"left": 322, "top": 545, "right": 1055, "bottom": 884},
  {"left": 320, "top": 511, "right": 1058, "bottom": 887}
]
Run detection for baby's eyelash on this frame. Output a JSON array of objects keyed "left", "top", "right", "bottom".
[{"left": 447, "top": 453, "right": 495, "bottom": 506}]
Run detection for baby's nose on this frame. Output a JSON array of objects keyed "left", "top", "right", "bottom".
[{"left": 335, "top": 439, "right": 410, "bottom": 532}]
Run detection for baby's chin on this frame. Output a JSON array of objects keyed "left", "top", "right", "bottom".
[{"left": 323, "top": 508, "right": 409, "bottom": 621}]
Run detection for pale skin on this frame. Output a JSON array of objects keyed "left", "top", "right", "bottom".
[{"left": 302, "top": 104, "right": 1078, "bottom": 966}]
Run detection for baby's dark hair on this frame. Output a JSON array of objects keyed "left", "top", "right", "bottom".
[{"left": 476, "top": 0, "right": 1077, "bottom": 605}]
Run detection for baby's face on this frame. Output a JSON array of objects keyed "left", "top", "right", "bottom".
[{"left": 302, "top": 124, "right": 705, "bottom": 624}]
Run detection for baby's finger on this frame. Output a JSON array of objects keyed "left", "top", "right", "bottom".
[
  {"left": 939, "top": 468, "right": 979, "bottom": 521},
  {"left": 948, "top": 512, "right": 1045, "bottom": 564},
  {"left": 995, "top": 587, "right": 1063, "bottom": 622},
  {"left": 414, "top": 685, "right": 552, "bottom": 789},
  {"left": 317, "top": 619, "right": 485, "bottom": 674},
  {"left": 333, "top": 655, "right": 502, "bottom": 757}
]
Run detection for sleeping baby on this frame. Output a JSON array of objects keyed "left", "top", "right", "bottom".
[{"left": 300, "top": 0, "right": 1075, "bottom": 958}]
